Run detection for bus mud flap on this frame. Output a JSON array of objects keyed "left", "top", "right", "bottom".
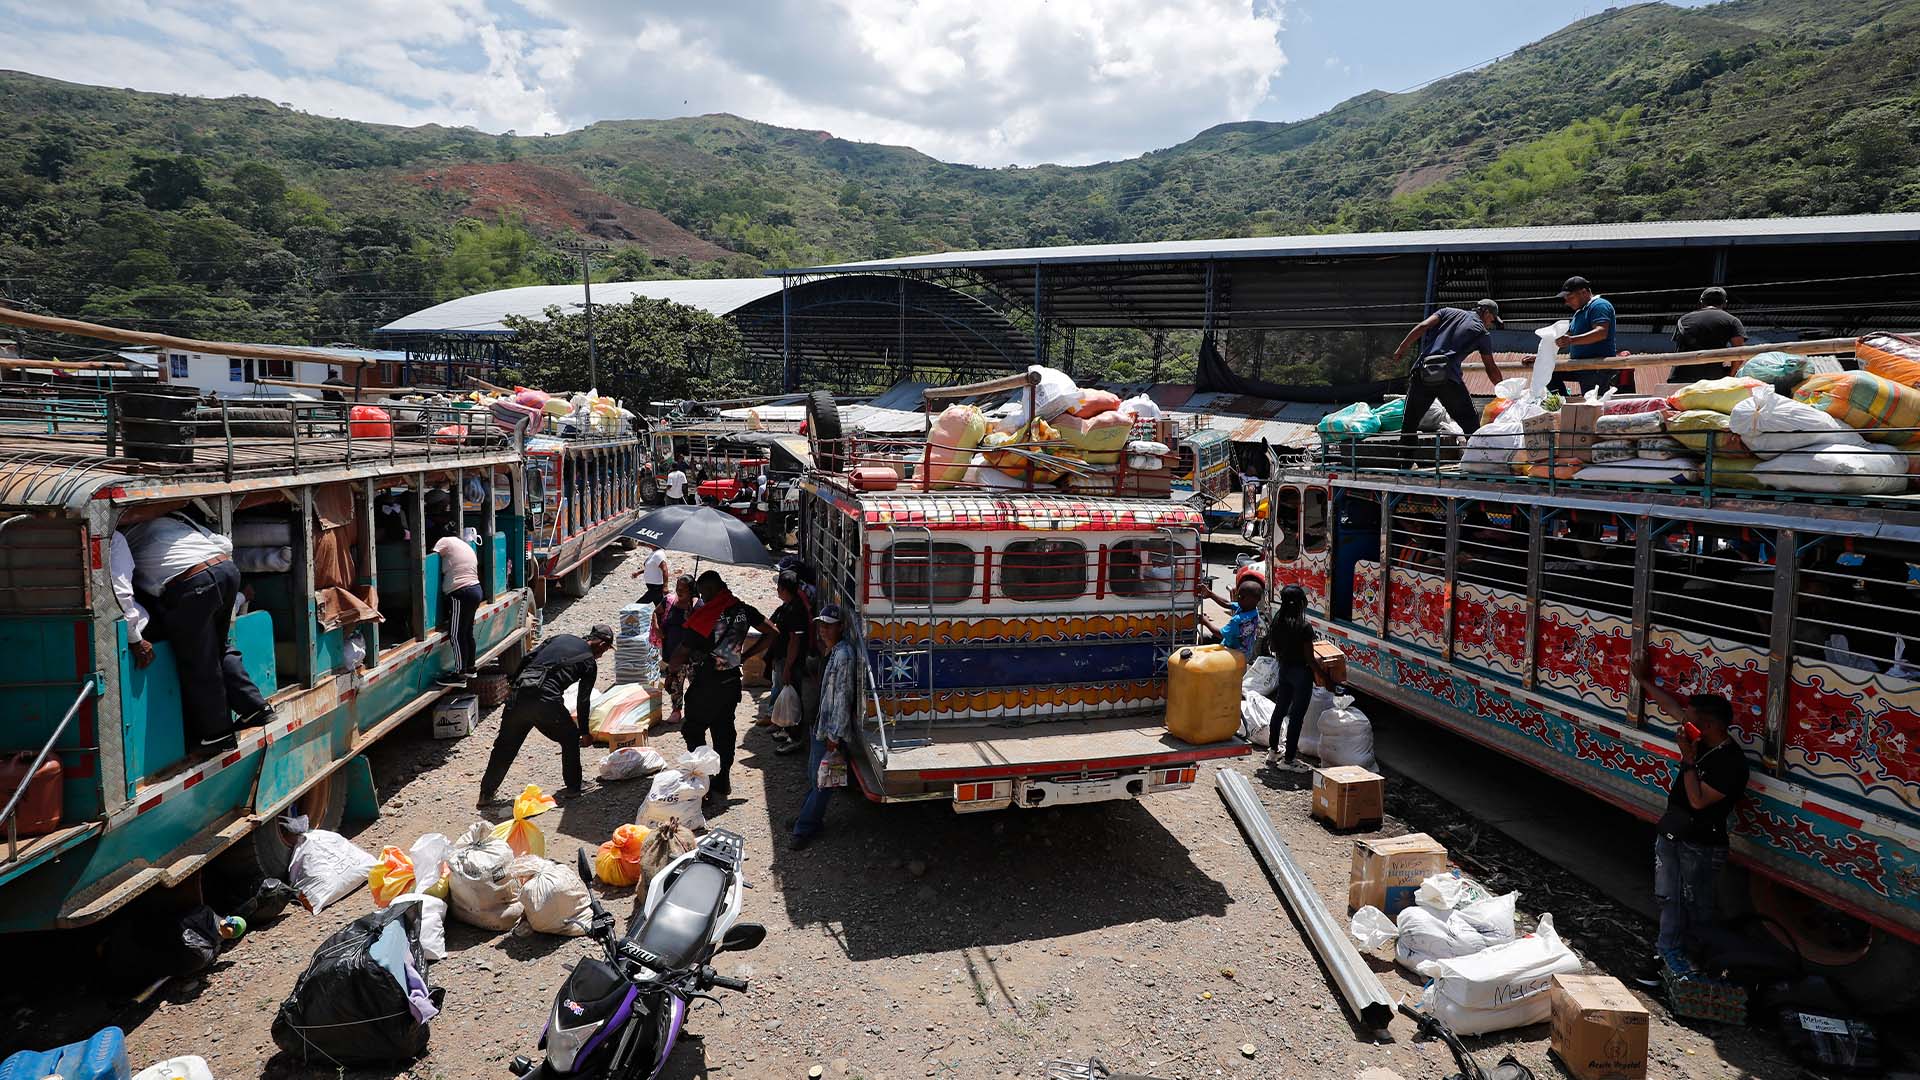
[{"left": 342, "top": 755, "right": 379, "bottom": 823}]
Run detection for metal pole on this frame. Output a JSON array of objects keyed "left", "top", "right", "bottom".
[
  {"left": 1217, "top": 770, "right": 1394, "bottom": 1031},
  {"left": 581, "top": 247, "right": 598, "bottom": 391},
  {"left": 781, "top": 278, "right": 795, "bottom": 392}
]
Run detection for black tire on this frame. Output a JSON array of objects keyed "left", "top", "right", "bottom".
[
  {"left": 806, "top": 390, "right": 843, "bottom": 473},
  {"left": 559, "top": 560, "right": 593, "bottom": 598},
  {"left": 243, "top": 768, "right": 348, "bottom": 881},
  {"left": 639, "top": 474, "right": 659, "bottom": 505},
  {"left": 1723, "top": 864, "right": 1920, "bottom": 1012}
]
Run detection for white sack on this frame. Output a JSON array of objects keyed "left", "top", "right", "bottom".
[
  {"left": 1532, "top": 320, "right": 1570, "bottom": 397},
  {"left": 1316, "top": 694, "right": 1375, "bottom": 770},
  {"left": 1461, "top": 398, "right": 1546, "bottom": 474},
  {"left": 1728, "top": 384, "right": 1868, "bottom": 458},
  {"left": 1394, "top": 893, "right": 1519, "bottom": 972},
  {"left": 1573, "top": 458, "right": 1697, "bottom": 485},
  {"left": 597, "top": 745, "right": 668, "bottom": 781},
  {"left": 1243, "top": 656, "right": 1280, "bottom": 698},
  {"left": 235, "top": 545, "right": 293, "bottom": 573},
  {"left": 133, "top": 1058, "right": 217, "bottom": 1080},
  {"left": 1117, "top": 394, "right": 1162, "bottom": 421},
  {"left": 1753, "top": 441, "right": 1906, "bottom": 495},
  {"left": 509, "top": 855, "right": 593, "bottom": 936},
  {"left": 285, "top": 815, "right": 375, "bottom": 913},
  {"left": 232, "top": 518, "right": 292, "bottom": 547},
  {"left": 1239, "top": 692, "right": 1276, "bottom": 749},
  {"left": 1296, "top": 686, "right": 1335, "bottom": 759},
  {"left": 408, "top": 832, "right": 452, "bottom": 895},
  {"left": 1416, "top": 871, "right": 1495, "bottom": 914},
  {"left": 1594, "top": 411, "right": 1665, "bottom": 436},
  {"left": 638, "top": 747, "right": 723, "bottom": 831},
  {"left": 1029, "top": 365, "right": 1082, "bottom": 420},
  {"left": 391, "top": 892, "right": 448, "bottom": 960},
  {"left": 446, "top": 820, "right": 523, "bottom": 930},
  {"left": 1416, "top": 914, "right": 1581, "bottom": 1036}
]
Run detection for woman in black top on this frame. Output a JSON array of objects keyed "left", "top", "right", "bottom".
[
  {"left": 766, "top": 570, "right": 815, "bottom": 753},
  {"left": 1263, "top": 585, "right": 1319, "bottom": 769}
]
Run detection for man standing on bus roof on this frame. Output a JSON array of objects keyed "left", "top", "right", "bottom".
[
  {"left": 1629, "top": 656, "right": 1749, "bottom": 987},
  {"left": 1391, "top": 299, "right": 1504, "bottom": 446},
  {"left": 1669, "top": 287, "right": 1748, "bottom": 383},
  {"left": 1553, "top": 276, "right": 1622, "bottom": 394}
]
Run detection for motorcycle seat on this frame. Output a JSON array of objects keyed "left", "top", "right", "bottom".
[{"left": 631, "top": 858, "right": 728, "bottom": 971}]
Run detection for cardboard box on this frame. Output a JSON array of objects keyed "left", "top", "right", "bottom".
[
  {"left": 1550, "top": 974, "right": 1649, "bottom": 1080},
  {"left": 1557, "top": 402, "right": 1603, "bottom": 449},
  {"left": 431, "top": 694, "right": 479, "bottom": 739},
  {"left": 1349, "top": 833, "right": 1449, "bottom": 915},
  {"left": 1312, "top": 766, "right": 1383, "bottom": 830},
  {"left": 1311, "top": 640, "right": 1348, "bottom": 685}
]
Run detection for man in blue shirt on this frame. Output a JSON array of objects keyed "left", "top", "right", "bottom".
[
  {"left": 1391, "top": 299, "right": 1503, "bottom": 447},
  {"left": 1552, "top": 276, "right": 1622, "bottom": 394}
]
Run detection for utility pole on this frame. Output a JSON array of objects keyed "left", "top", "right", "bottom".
[{"left": 580, "top": 246, "right": 598, "bottom": 390}]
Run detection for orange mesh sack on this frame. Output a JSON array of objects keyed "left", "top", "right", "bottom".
[
  {"left": 593, "top": 824, "right": 650, "bottom": 888},
  {"left": 368, "top": 846, "right": 416, "bottom": 908}
]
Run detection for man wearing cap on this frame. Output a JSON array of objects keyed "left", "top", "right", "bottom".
[
  {"left": 1670, "top": 287, "right": 1748, "bottom": 382},
  {"left": 791, "top": 604, "right": 856, "bottom": 850},
  {"left": 478, "top": 624, "right": 614, "bottom": 807},
  {"left": 1390, "top": 300, "right": 1504, "bottom": 446},
  {"left": 1553, "top": 276, "right": 1622, "bottom": 393}
]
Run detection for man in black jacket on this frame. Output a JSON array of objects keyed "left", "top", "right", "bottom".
[
  {"left": 478, "top": 624, "right": 614, "bottom": 808},
  {"left": 1391, "top": 300, "right": 1505, "bottom": 447},
  {"left": 1669, "top": 287, "right": 1748, "bottom": 382}
]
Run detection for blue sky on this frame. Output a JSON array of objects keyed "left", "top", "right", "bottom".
[{"left": 0, "top": 1, "right": 1721, "bottom": 166}]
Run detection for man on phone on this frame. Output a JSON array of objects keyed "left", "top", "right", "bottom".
[{"left": 1629, "top": 657, "right": 1749, "bottom": 986}]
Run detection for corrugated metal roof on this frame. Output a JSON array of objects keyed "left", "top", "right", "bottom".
[
  {"left": 782, "top": 213, "right": 1920, "bottom": 274},
  {"left": 380, "top": 279, "right": 786, "bottom": 336}
]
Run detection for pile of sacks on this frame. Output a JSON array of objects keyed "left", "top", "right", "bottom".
[
  {"left": 1237, "top": 657, "right": 1370, "bottom": 767},
  {"left": 415, "top": 384, "right": 635, "bottom": 441},
  {"left": 1351, "top": 871, "right": 1579, "bottom": 1035},
  {"left": 916, "top": 365, "right": 1170, "bottom": 491}
]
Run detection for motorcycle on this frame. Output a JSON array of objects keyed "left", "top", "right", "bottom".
[{"left": 510, "top": 829, "right": 765, "bottom": 1079}]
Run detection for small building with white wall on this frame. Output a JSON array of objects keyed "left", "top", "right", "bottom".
[{"left": 117, "top": 344, "right": 409, "bottom": 397}]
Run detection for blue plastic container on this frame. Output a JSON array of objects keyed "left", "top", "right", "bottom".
[{"left": 0, "top": 1026, "right": 131, "bottom": 1080}]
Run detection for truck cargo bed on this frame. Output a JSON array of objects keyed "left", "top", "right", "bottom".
[{"left": 873, "top": 713, "right": 1248, "bottom": 782}]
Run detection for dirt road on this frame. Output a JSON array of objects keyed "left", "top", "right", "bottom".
[{"left": 15, "top": 547, "right": 1791, "bottom": 1078}]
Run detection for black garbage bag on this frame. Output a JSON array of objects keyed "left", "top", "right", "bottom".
[
  {"left": 271, "top": 902, "right": 442, "bottom": 1066},
  {"left": 233, "top": 877, "right": 299, "bottom": 924},
  {"left": 177, "top": 905, "right": 223, "bottom": 975}
]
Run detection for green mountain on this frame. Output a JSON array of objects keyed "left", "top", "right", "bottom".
[{"left": 1, "top": 0, "right": 1916, "bottom": 362}]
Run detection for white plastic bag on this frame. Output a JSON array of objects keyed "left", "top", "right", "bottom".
[
  {"left": 1239, "top": 692, "right": 1276, "bottom": 749},
  {"left": 1242, "top": 656, "right": 1280, "bottom": 698},
  {"left": 408, "top": 832, "right": 452, "bottom": 895},
  {"left": 133, "top": 1058, "right": 216, "bottom": 1080},
  {"left": 1296, "top": 686, "right": 1335, "bottom": 758},
  {"left": 285, "top": 815, "right": 375, "bottom": 913},
  {"left": 509, "top": 855, "right": 593, "bottom": 936},
  {"left": 770, "top": 684, "right": 801, "bottom": 728},
  {"left": 1117, "top": 394, "right": 1163, "bottom": 422},
  {"left": 1316, "top": 694, "right": 1375, "bottom": 769},
  {"left": 1029, "top": 365, "right": 1081, "bottom": 420},
  {"left": 1350, "top": 905, "right": 1397, "bottom": 952},
  {"left": 1753, "top": 441, "right": 1905, "bottom": 495},
  {"left": 1532, "top": 319, "right": 1570, "bottom": 397},
  {"left": 446, "top": 820, "right": 523, "bottom": 930},
  {"left": 597, "top": 745, "right": 668, "bottom": 781},
  {"left": 1729, "top": 384, "right": 1868, "bottom": 458},
  {"left": 1416, "top": 913, "right": 1581, "bottom": 1035},
  {"left": 391, "top": 892, "right": 448, "bottom": 960},
  {"left": 1416, "top": 870, "right": 1495, "bottom": 914},
  {"left": 638, "top": 747, "right": 723, "bottom": 831},
  {"left": 1461, "top": 396, "right": 1546, "bottom": 474},
  {"left": 1394, "top": 892, "right": 1518, "bottom": 971}
]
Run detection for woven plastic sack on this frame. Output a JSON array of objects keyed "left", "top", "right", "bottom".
[
  {"left": 286, "top": 816, "right": 376, "bottom": 913},
  {"left": 1573, "top": 458, "right": 1697, "bottom": 485},
  {"left": 368, "top": 846, "right": 416, "bottom": 908},
  {"left": 1670, "top": 376, "right": 1765, "bottom": 414},
  {"left": 1727, "top": 384, "right": 1868, "bottom": 457},
  {"left": 1416, "top": 914, "right": 1581, "bottom": 1036},
  {"left": 1601, "top": 396, "right": 1673, "bottom": 416},
  {"left": 1857, "top": 332, "right": 1920, "bottom": 388},
  {"left": 638, "top": 748, "right": 722, "bottom": 831},
  {"left": 1794, "top": 370, "right": 1920, "bottom": 446},
  {"left": 1735, "top": 351, "right": 1808, "bottom": 392},
  {"left": 1072, "top": 389, "right": 1122, "bottom": 419},
  {"left": 594, "top": 823, "right": 650, "bottom": 888},
  {"left": 1317, "top": 694, "right": 1375, "bottom": 770},
  {"left": 1242, "top": 656, "right": 1280, "bottom": 698},
  {"left": 391, "top": 892, "right": 447, "bottom": 960},
  {"left": 1116, "top": 394, "right": 1162, "bottom": 422},
  {"left": 597, "top": 745, "right": 667, "bottom": 781},
  {"left": 490, "top": 784, "right": 557, "bottom": 857},
  {"left": 1461, "top": 396, "right": 1544, "bottom": 474},
  {"left": 1665, "top": 409, "right": 1752, "bottom": 456},
  {"left": 1296, "top": 686, "right": 1335, "bottom": 758},
  {"left": 447, "top": 820, "right": 523, "bottom": 930},
  {"left": 640, "top": 821, "right": 697, "bottom": 886},
  {"left": 1753, "top": 442, "right": 1907, "bottom": 495},
  {"left": 509, "top": 855, "right": 592, "bottom": 936},
  {"left": 923, "top": 404, "right": 987, "bottom": 489},
  {"left": 1029, "top": 365, "right": 1081, "bottom": 420}
]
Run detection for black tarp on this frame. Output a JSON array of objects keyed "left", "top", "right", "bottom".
[
  {"left": 1193, "top": 332, "right": 1398, "bottom": 405},
  {"left": 272, "top": 902, "right": 440, "bottom": 1066}
]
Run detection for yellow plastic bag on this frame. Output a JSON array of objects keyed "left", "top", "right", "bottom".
[
  {"left": 1668, "top": 377, "right": 1764, "bottom": 414},
  {"left": 491, "top": 784, "right": 558, "bottom": 857},
  {"left": 593, "top": 823, "right": 650, "bottom": 888},
  {"left": 368, "top": 846, "right": 416, "bottom": 908}
]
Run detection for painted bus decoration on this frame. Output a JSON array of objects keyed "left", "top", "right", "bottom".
[
  {"left": 523, "top": 431, "right": 643, "bottom": 603},
  {"left": 0, "top": 393, "right": 535, "bottom": 933},
  {"left": 1264, "top": 443, "right": 1920, "bottom": 995}
]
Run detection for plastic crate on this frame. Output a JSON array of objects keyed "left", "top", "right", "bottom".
[{"left": 1663, "top": 968, "right": 1747, "bottom": 1024}]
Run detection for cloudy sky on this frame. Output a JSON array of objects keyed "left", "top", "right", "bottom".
[{"left": 0, "top": 1, "right": 1702, "bottom": 166}]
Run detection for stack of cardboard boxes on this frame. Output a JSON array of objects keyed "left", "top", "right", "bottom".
[{"left": 1516, "top": 401, "right": 1601, "bottom": 479}]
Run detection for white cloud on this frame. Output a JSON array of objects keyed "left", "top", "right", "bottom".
[{"left": 0, "top": 0, "right": 1288, "bottom": 165}]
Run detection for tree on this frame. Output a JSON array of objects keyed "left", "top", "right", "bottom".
[
  {"left": 231, "top": 162, "right": 289, "bottom": 229},
  {"left": 24, "top": 135, "right": 74, "bottom": 181},
  {"left": 501, "top": 297, "right": 755, "bottom": 402},
  {"left": 127, "top": 153, "right": 208, "bottom": 210}
]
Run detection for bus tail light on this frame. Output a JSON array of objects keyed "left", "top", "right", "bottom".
[
  {"left": 1149, "top": 766, "right": 1198, "bottom": 790},
  {"left": 952, "top": 779, "right": 1011, "bottom": 811}
]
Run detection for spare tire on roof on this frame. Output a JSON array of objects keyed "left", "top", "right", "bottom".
[{"left": 806, "top": 390, "right": 843, "bottom": 473}]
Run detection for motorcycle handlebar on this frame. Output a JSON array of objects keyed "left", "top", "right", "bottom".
[{"left": 707, "top": 972, "right": 749, "bottom": 993}]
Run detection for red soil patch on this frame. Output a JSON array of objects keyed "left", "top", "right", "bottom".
[{"left": 411, "top": 162, "right": 732, "bottom": 261}]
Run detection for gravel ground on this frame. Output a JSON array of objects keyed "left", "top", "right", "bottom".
[{"left": 5, "top": 544, "right": 1795, "bottom": 1079}]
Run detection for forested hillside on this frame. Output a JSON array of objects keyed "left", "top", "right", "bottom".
[{"left": 0, "top": 0, "right": 1916, "bottom": 359}]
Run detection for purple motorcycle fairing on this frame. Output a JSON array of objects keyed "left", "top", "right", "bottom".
[
  {"left": 645, "top": 994, "right": 688, "bottom": 1080},
  {"left": 572, "top": 985, "right": 640, "bottom": 1066}
]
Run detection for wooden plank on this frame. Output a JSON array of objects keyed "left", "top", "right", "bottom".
[
  {"left": 0, "top": 306, "right": 387, "bottom": 367},
  {"left": 1552, "top": 336, "right": 1858, "bottom": 373}
]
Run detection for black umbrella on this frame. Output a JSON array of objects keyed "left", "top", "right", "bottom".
[{"left": 622, "top": 503, "right": 775, "bottom": 567}]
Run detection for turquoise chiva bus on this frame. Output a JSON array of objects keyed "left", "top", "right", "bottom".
[{"left": 0, "top": 391, "right": 536, "bottom": 932}]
